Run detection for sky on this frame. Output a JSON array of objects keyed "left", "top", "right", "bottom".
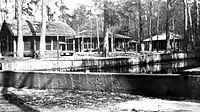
[
  {"left": 64, "top": 0, "right": 93, "bottom": 14},
  {"left": 0, "top": 0, "right": 102, "bottom": 22}
]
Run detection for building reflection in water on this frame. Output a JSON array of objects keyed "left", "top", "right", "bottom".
[{"left": 91, "top": 59, "right": 200, "bottom": 74}]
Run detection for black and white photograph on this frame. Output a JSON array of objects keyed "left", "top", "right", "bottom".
[{"left": 0, "top": 0, "right": 200, "bottom": 111}]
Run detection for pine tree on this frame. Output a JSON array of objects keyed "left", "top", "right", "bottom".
[
  {"left": 39, "top": 0, "right": 47, "bottom": 58},
  {"left": 16, "top": 0, "right": 24, "bottom": 58}
]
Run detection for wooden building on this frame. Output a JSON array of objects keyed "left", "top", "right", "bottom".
[
  {"left": 143, "top": 32, "right": 183, "bottom": 52},
  {"left": 113, "top": 34, "right": 137, "bottom": 52},
  {"left": 75, "top": 30, "right": 135, "bottom": 52},
  {"left": 0, "top": 20, "right": 76, "bottom": 57}
]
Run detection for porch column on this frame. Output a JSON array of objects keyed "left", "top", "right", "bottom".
[
  {"left": 90, "top": 37, "right": 92, "bottom": 52},
  {"left": 123, "top": 39, "right": 125, "bottom": 52},
  {"left": 32, "top": 36, "right": 36, "bottom": 57},
  {"left": 178, "top": 41, "right": 180, "bottom": 51},
  {"left": 114, "top": 36, "right": 116, "bottom": 52},
  {"left": 57, "top": 35, "right": 59, "bottom": 58},
  {"left": 111, "top": 34, "right": 114, "bottom": 53},
  {"left": 81, "top": 37, "right": 84, "bottom": 52},
  {"left": 51, "top": 37, "right": 53, "bottom": 50},
  {"left": 78, "top": 37, "right": 80, "bottom": 52},
  {"left": 136, "top": 43, "right": 138, "bottom": 51},
  {"left": 65, "top": 37, "right": 67, "bottom": 51},
  {"left": 13, "top": 37, "right": 17, "bottom": 57},
  {"left": 73, "top": 37, "right": 75, "bottom": 51},
  {"left": 56, "top": 34, "right": 60, "bottom": 70}
]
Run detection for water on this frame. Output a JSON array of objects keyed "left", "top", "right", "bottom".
[
  {"left": 88, "top": 59, "right": 200, "bottom": 74},
  {"left": 41, "top": 58, "right": 200, "bottom": 74}
]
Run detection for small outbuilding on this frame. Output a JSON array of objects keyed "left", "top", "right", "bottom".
[
  {"left": 143, "top": 32, "right": 183, "bottom": 51},
  {"left": 0, "top": 20, "right": 76, "bottom": 57}
]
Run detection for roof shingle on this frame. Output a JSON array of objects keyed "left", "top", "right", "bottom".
[{"left": 3, "top": 20, "right": 76, "bottom": 37}]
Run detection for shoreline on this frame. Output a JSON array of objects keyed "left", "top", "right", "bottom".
[{"left": 1, "top": 51, "right": 199, "bottom": 71}]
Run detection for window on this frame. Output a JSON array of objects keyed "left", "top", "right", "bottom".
[
  {"left": 24, "top": 37, "right": 31, "bottom": 51},
  {"left": 67, "top": 39, "right": 73, "bottom": 50},
  {"left": 59, "top": 36, "right": 65, "bottom": 42},
  {"left": 83, "top": 40, "right": 93, "bottom": 50},
  {"left": 24, "top": 41, "right": 31, "bottom": 51},
  {"left": 46, "top": 45, "right": 51, "bottom": 50},
  {"left": 84, "top": 43, "right": 87, "bottom": 49},
  {"left": 35, "top": 37, "right": 40, "bottom": 50},
  {"left": 60, "top": 44, "right": 66, "bottom": 50},
  {"left": 53, "top": 37, "right": 57, "bottom": 50},
  {"left": 45, "top": 36, "right": 58, "bottom": 50},
  {"left": 46, "top": 36, "right": 52, "bottom": 50},
  {"left": 36, "top": 40, "right": 40, "bottom": 50}
]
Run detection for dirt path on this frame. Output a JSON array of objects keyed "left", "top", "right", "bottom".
[{"left": 0, "top": 87, "right": 200, "bottom": 112}]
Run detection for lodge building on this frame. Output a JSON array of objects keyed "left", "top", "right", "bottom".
[
  {"left": 0, "top": 19, "right": 137, "bottom": 58},
  {"left": 0, "top": 20, "right": 76, "bottom": 57},
  {"left": 75, "top": 30, "right": 137, "bottom": 52}
]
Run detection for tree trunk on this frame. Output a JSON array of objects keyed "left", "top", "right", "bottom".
[
  {"left": 149, "top": 0, "right": 152, "bottom": 52},
  {"left": 16, "top": 0, "right": 24, "bottom": 58},
  {"left": 0, "top": 0, "right": 3, "bottom": 23},
  {"left": 195, "top": 0, "right": 199, "bottom": 40},
  {"left": 172, "top": 17, "right": 176, "bottom": 52},
  {"left": 183, "top": 0, "right": 188, "bottom": 51},
  {"left": 96, "top": 16, "right": 100, "bottom": 53},
  {"left": 103, "top": 28, "right": 109, "bottom": 57},
  {"left": 166, "top": 0, "right": 171, "bottom": 53},
  {"left": 156, "top": 0, "right": 161, "bottom": 52},
  {"left": 15, "top": 0, "right": 17, "bottom": 19},
  {"left": 39, "top": 0, "right": 47, "bottom": 58},
  {"left": 0, "top": 0, "right": 7, "bottom": 21},
  {"left": 138, "top": 0, "right": 142, "bottom": 52},
  {"left": 188, "top": 4, "right": 195, "bottom": 49},
  {"left": 194, "top": 0, "right": 199, "bottom": 43},
  {"left": 4, "top": 0, "right": 7, "bottom": 20},
  {"left": 90, "top": 17, "right": 92, "bottom": 52},
  {"left": 111, "top": 32, "right": 114, "bottom": 53},
  {"left": 103, "top": 0, "right": 109, "bottom": 57}
]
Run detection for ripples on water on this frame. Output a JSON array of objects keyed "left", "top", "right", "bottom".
[{"left": 89, "top": 59, "right": 200, "bottom": 74}]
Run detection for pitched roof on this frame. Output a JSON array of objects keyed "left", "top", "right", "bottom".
[
  {"left": 75, "top": 30, "right": 103, "bottom": 38},
  {"left": 114, "top": 34, "right": 132, "bottom": 39},
  {"left": 76, "top": 30, "right": 133, "bottom": 40},
  {"left": 2, "top": 20, "right": 76, "bottom": 37},
  {"left": 143, "top": 32, "right": 183, "bottom": 42}
]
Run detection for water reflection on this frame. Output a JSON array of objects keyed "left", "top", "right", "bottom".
[{"left": 89, "top": 59, "right": 200, "bottom": 74}]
